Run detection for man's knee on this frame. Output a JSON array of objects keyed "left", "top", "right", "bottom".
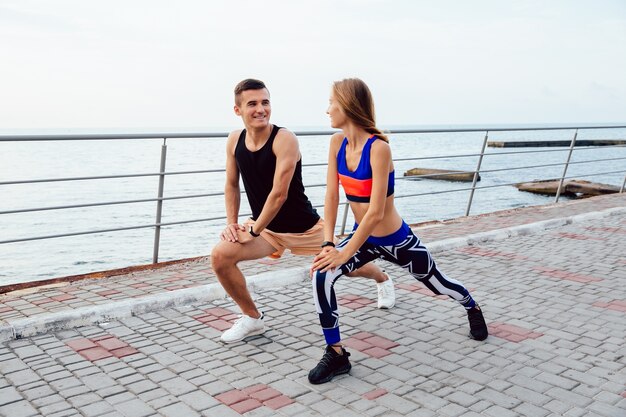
[{"left": 210, "top": 243, "right": 238, "bottom": 273}]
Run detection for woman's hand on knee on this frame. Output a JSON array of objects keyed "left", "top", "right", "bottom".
[{"left": 312, "top": 247, "right": 346, "bottom": 273}]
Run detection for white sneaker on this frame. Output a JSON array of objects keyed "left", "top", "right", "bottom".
[
  {"left": 220, "top": 313, "right": 265, "bottom": 343},
  {"left": 377, "top": 274, "right": 395, "bottom": 309}
]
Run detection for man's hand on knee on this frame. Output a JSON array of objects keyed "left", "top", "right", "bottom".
[{"left": 221, "top": 223, "right": 245, "bottom": 242}]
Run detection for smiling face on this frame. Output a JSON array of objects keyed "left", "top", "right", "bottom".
[
  {"left": 327, "top": 91, "right": 347, "bottom": 129},
  {"left": 234, "top": 88, "right": 271, "bottom": 130}
]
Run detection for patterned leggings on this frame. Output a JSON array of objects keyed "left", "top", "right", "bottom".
[{"left": 312, "top": 225, "right": 476, "bottom": 345}]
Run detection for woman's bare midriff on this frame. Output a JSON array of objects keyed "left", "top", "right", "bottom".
[{"left": 349, "top": 195, "right": 404, "bottom": 237}]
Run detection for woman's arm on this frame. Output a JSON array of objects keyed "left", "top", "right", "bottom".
[{"left": 322, "top": 133, "right": 344, "bottom": 242}]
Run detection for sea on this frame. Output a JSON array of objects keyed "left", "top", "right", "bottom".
[{"left": 1, "top": 125, "right": 625, "bottom": 286}]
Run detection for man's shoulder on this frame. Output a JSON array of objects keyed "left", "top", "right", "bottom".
[
  {"left": 226, "top": 129, "right": 244, "bottom": 145},
  {"left": 273, "top": 127, "right": 299, "bottom": 148},
  {"left": 226, "top": 129, "right": 244, "bottom": 154},
  {"left": 275, "top": 126, "right": 297, "bottom": 140},
  {"left": 228, "top": 129, "right": 244, "bottom": 139}
]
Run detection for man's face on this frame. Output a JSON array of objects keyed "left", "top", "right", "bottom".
[{"left": 235, "top": 88, "right": 271, "bottom": 129}]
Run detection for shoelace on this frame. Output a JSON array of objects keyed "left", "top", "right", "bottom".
[
  {"left": 231, "top": 315, "right": 246, "bottom": 327},
  {"left": 468, "top": 309, "right": 483, "bottom": 328},
  {"left": 232, "top": 313, "right": 262, "bottom": 326},
  {"left": 318, "top": 349, "right": 336, "bottom": 368},
  {"left": 378, "top": 282, "right": 390, "bottom": 297}
]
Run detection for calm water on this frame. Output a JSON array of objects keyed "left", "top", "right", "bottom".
[{"left": 1, "top": 126, "right": 625, "bottom": 285}]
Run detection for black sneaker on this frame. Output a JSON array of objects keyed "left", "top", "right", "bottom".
[
  {"left": 467, "top": 305, "right": 488, "bottom": 341},
  {"left": 308, "top": 345, "right": 351, "bottom": 384}
]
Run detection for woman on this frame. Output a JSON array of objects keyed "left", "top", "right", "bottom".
[{"left": 308, "top": 78, "right": 488, "bottom": 385}]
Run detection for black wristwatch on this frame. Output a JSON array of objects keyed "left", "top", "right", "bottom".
[
  {"left": 249, "top": 225, "right": 260, "bottom": 237},
  {"left": 321, "top": 241, "right": 335, "bottom": 248}
]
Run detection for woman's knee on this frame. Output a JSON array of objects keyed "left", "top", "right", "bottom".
[
  {"left": 313, "top": 270, "right": 335, "bottom": 294},
  {"left": 312, "top": 270, "right": 325, "bottom": 286}
]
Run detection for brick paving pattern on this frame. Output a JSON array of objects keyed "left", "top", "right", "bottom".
[{"left": 0, "top": 193, "right": 624, "bottom": 416}]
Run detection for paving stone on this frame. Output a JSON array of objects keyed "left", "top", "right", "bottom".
[
  {"left": 106, "top": 392, "right": 136, "bottom": 405},
  {"left": 535, "top": 372, "right": 579, "bottom": 390},
  {"left": 482, "top": 404, "right": 520, "bottom": 417},
  {"left": 146, "top": 393, "right": 178, "bottom": 410},
  {"left": 159, "top": 401, "right": 201, "bottom": 417},
  {"left": 513, "top": 402, "right": 550, "bottom": 417},
  {"left": 136, "top": 388, "right": 169, "bottom": 403},
  {"left": 79, "top": 400, "right": 116, "bottom": 417},
  {"left": 37, "top": 399, "right": 73, "bottom": 416},
  {"left": 21, "top": 384, "right": 55, "bottom": 401},
  {"left": 0, "top": 386, "right": 23, "bottom": 405},
  {"left": 546, "top": 387, "right": 593, "bottom": 408},
  {"left": 5, "top": 369, "right": 41, "bottom": 387},
  {"left": 446, "top": 390, "right": 479, "bottom": 407},
  {"left": 127, "top": 379, "right": 159, "bottom": 395},
  {"left": 200, "top": 404, "right": 246, "bottom": 417},
  {"left": 160, "top": 377, "right": 197, "bottom": 396},
  {"left": 0, "top": 400, "right": 39, "bottom": 417},
  {"left": 504, "top": 385, "right": 551, "bottom": 406},
  {"left": 116, "top": 398, "right": 156, "bottom": 417},
  {"left": 437, "top": 403, "right": 470, "bottom": 417},
  {"left": 476, "top": 387, "right": 522, "bottom": 409},
  {"left": 178, "top": 390, "right": 219, "bottom": 411},
  {"left": 309, "top": 398, "right": 344, "bottom": 414}
]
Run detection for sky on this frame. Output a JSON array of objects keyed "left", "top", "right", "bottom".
[{"left": 1, "top": 0, "right": 625, "bottom": 132}]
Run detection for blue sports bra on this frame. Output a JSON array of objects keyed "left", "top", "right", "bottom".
[{"left": 337, "top": 136, "right": 394, "bottom": 202}]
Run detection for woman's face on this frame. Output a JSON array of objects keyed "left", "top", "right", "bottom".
[{"left": 327, "top": 91, "right": 347, "bottom": 129}]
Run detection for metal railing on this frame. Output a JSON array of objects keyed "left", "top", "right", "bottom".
[{"left": 1, "top": 124, "right": 625, "bottom": 264}]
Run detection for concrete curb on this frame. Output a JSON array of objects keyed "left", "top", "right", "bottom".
[{"left": 1, "top": 206, "right": 624, "bottom": 342}]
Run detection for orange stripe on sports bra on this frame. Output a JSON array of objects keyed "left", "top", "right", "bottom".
[{"left": 338, "top": 173, "right": 373, "bottom": 197}]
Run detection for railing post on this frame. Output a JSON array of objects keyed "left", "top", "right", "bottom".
[
  {"left": 620, "top": 173, "right": 626, "bottom": 193},
  {"left": 465, "top": 131, "right": 489, "bottom": 216},
  {"left": 153, "top": 138, "right": 167, "bottom": 263},
  {"left": 340, "top": 202, "right": 350, "bottom": 235},
  {"left": 555, "top": 129, "right": 578, "bottom": 203}
]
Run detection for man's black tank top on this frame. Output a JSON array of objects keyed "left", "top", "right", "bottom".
[{"left": 235, "top": 125, "right": 319, "bottom": 233}]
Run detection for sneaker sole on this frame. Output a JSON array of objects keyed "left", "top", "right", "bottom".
[
  {"left": 377, "top": 301, "right": 395, "bottom": 309},
  {"left": 220, "top": 328, "right": 266, "bottom": 344},
  {"left": 469, "top": 332, "right": 488, "bottom": 341},
  {"left": 308, "top": 364, "right": 351, "bottom": 385}
]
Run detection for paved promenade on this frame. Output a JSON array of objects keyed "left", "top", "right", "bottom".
[{"left": 1, "top": 193, "right": 625, "bottom": 416}]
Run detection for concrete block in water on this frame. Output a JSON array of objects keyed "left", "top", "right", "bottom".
[{"left": 404, "top": 168, "right": 479, "bottom": 182}]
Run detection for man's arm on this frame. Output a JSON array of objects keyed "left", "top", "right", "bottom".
[
  {"left": 221, "top": 130, "right": 244, "bottom": 242},
  {"left": 250, "top": 129, "right": 300, "bottom": 233}
]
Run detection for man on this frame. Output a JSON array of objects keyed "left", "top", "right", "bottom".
[{"left": 211, "top": 78, "right": 395, "bottom": 343}]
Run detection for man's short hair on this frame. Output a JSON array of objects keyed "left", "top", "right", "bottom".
[{"left": 234, "top": 79, "right": 268, "bottom": 106}]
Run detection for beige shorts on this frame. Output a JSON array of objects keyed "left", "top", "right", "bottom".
[{"left": 242, "top": 218, "right": 326, "bottom": 256}]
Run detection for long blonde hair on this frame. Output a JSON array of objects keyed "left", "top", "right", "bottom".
[{"left": 332, "top": 78, "right": 389, "bottom": 143}]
